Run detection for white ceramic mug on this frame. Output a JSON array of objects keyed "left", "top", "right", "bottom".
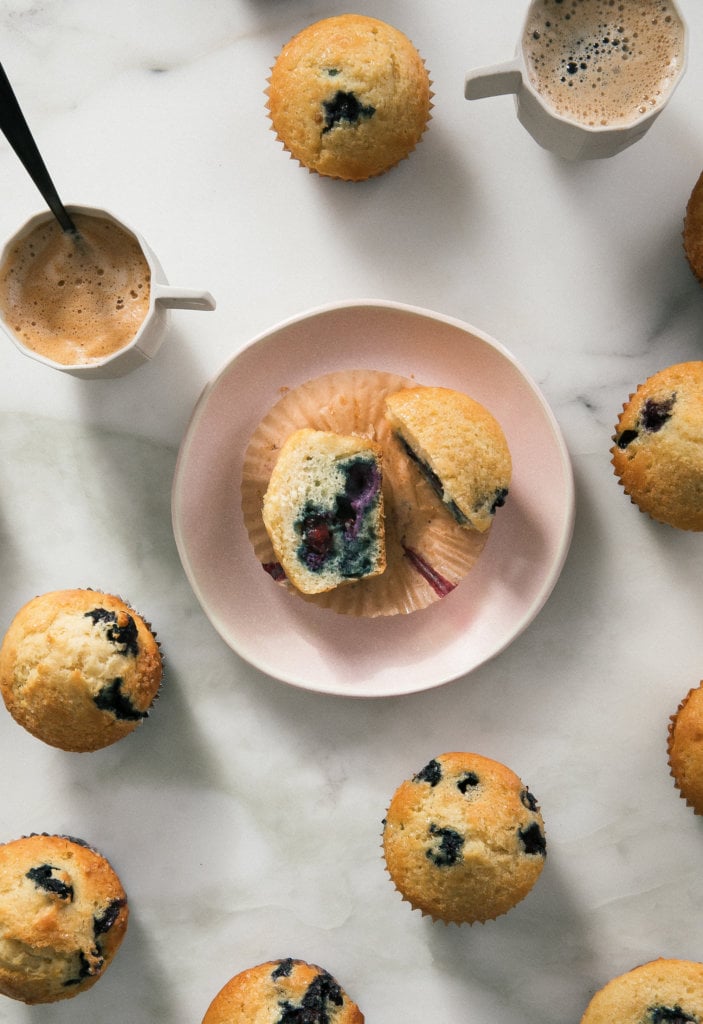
[
  {"left": 464, "top": 0, "right": 687, "bottom": 161},
  {"left": 0, "top": 205, "right": 216, "bottom": 379}
]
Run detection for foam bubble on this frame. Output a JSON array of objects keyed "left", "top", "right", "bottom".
[{"left": 523, "top": 0, "right": 685, "bottom": 127}]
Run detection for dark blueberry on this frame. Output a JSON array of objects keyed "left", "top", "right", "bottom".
[
  {"left": 335, "top": 495, "right": 357, "bottom": 539},
  {"left": 295, "top": 457, "right": 381, "bottom": 578},
  {"left": 457, "top": 771, "right": 479, "bottom": 794},
  {"left": 338, "top": 546, "right": 374, "bottom": 579},
  {"left": 343, "top": 458, "right": 381, "bottom": 533},
  {"left": 322, "top": 90, "right": 375, "bottom": 133},
  {"left": 518, "top": 821, "right": 546, "bottom": 856},
  {"left": 398, "top": 437, "right": 446, "bottom": 506},
  {"left": 566, "top": 60, "right": 579, "bottom": 74},
  {"left": 398, "top": 435, "right": 475, "bottom": 526},
  {"left": 277, "top": 968, "right": 344, "bottom": 1024},
  {"left": 446, "top": 499, "right": 469, "bottom": 525},
  {"left": 649, "top": 1008, "right": 698, "bottom": 1024},
  {"left": 426, "top": 823, "right": 464, "bottom": 867},
  {"left": 301, "top": 514, "right": 335, "bottom": 568},
  {"left": 93, "top": 677, "right": 147, "bottom": 721},
  {"left": 85, "top": 607, "right": 139, "bottom": 657},
  {"left": 641, "top": 394, "right": 675, "bottom": 433},
  {"left": 616, "top": 428, "right": 639, "bottom": 449},
  {"left": 272, "top": 958, "right": 295, "bottom": 980},
  {"left": 64, "top": 948, "right": 103, "bottom": 986},
  {"left": 94, "top": 898, "right": 126, "bottom": 936},
  {"left": 489, "top": 487, "right": 508, "bottom": 514},
  {"left": 26, "top": 864, "right": 73, "bottom": 901},
  {"left": 414, "top": 759, "right": 442, "bottom": 786},
  {"left": 263, "top": 562, "right": 287, "bottom": 581},
  {"left": 325, "top": 68, "right": 340, "bottom": 77},
  {"left": 520, "top": 789, "right": 539, "bottom": 812}
]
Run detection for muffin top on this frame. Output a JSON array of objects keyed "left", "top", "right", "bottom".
[
  {"left": 0, "top": 833, "right": 128, "bottom": 1004},
  {"left": 579, "top": 958, "right": 703, "bottom": 1023},
  {"left": 611, "top": 361, "right": 703, "bottom": 531},
  {"left": 385, "top": 386, "right": 512, "bottom": 532},
  {"left": 201, "top": 958, "right": 364, "bottom": 1023},
  {"left": 382, "top": 752, "right": 546, "bottom": 924},
  {"left": 0, "top": 588, "right": 163, "bottom": 751},
  {"left": 267, "top": 14, "right": 431, "bottom": 181}
]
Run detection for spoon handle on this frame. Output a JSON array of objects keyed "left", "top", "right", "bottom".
[{"left": 0, "top": 63, "right": 76, "bottom": 234}]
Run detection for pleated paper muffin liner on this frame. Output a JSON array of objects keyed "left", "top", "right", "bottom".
[
  {"left": 379, "top": 825, "right": 489, "bottom": 927},
  {"left": 611, "top": 364, "right": 703, "bottom": 531},
  {"left": 241, "top": 369, "right": 491, "bottom": 617},
  {"left": 668, "top": 681, "right": 703, "bottom": 814}
]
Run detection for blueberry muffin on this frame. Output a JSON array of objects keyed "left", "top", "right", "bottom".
[
  {"left": 385, "top": 386, "right": 512, "bottom": 533},
  {"left": 611, "top": 362, "right": 703, "bottom": 531},
  {"left": 262, "top": 429, "right": 386, "bottom": 595},
  {"left": 668, "top": 681, "right": 703, "bottom": 814},
  {"left": 579, "top": 958, "right": 703, "bottom": 1023},
  {"left": 201, "top": 958, "right": 364, "bottom": 1023},
  {"left": 382, "top": 752, "right": 546, "bottom": 924},
  {"left": 243, "top": 370, "right": 494, "bottom": 616},
  {"left": 266, "top": 14, "right": 431, "bottom": 181},
  {"left": 684, "top": 169, "right": 703, "bottom": 283},
  {"left": 0, "top": 833, "right": 128, "bottom": 1004},
  {"left": 0, "top": 588, "right": 163, "bottom": 752}
]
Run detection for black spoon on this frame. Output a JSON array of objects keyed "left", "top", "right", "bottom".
[{"left": 0, "top": 62, "right": 77, "bottom": 235}]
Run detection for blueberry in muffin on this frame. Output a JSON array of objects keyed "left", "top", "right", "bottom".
[
  {"left": 385, "top": 386, "right": 512, "bottom": 532},
  {"left": 611, "top": 362, "right": 703, "bottom": 531},
  {"left": 262, "top": 429, "right": 386, "bottom": 595},
  {"left": 201, "top": 958, "right": 364, "bottom": 1023},
  {"left": 579, "top": 958, "right": 703, "bottom": 1023}
]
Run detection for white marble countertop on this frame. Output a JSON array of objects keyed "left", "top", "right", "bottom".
[{"left": 1, "top": 1, "right": 703, "bottom": 1021}]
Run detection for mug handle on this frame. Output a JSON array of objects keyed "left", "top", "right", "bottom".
[
  {"left": 154, "top": 284, "right": 216, "bottom": 311},
  {"left": 464, "top": 58, "right": 522, "bottom": 100}
]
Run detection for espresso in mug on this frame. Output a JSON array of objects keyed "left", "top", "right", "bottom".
[
  {"left": 523, "top": 0, "right": 685, "bottom": 128},
  {"left": 0, "top": 211, "right": 151, "bottom": 366}
]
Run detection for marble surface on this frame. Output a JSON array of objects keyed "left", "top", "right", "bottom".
[{"left": 0, "top": 1, "right": 703, "bottom": 1021}]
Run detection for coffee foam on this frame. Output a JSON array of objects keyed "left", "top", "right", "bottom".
[
  {"left": 523, "top": 0, "right": 685, "bottom": 128},
  {"left": 0, "top": 212, "right": 151, "bottom": 366}
]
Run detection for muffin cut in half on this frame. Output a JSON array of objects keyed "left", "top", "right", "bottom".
[
  {"left": 262, "top": 428, "right": 386, "bottom": 595},
  {"left": 385, "top": 386, "right": 512, "bottom": 532}
]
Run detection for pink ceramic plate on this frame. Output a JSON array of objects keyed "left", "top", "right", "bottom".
[{"left": 171, "top": 300, "right": 574, "bottom": 697}]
